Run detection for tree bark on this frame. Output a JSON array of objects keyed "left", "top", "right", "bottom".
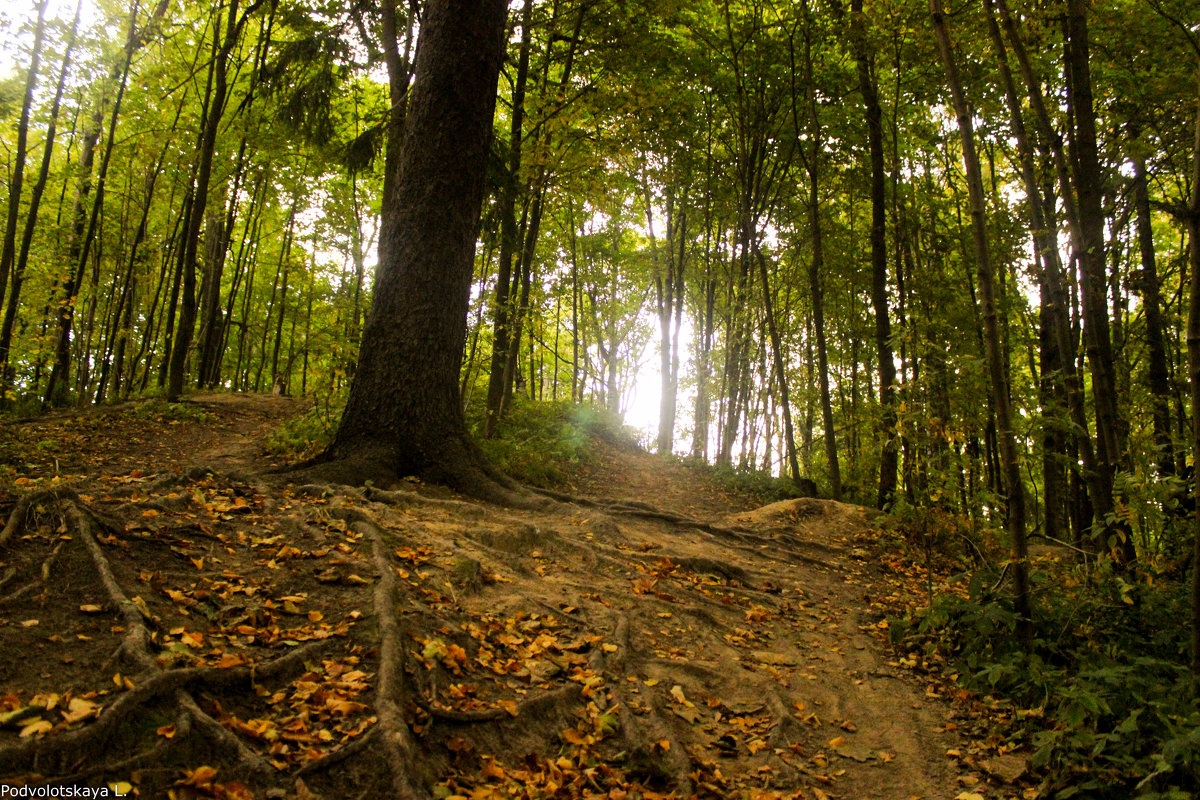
[
  {"left": 1132, "top": 154, "right": 1175, "bottom": 477},
  {"left": 320, "top": 0, "right": 527, "bottom": 505},
  {"left": 484, "top": 0, "right": 534, "bottom": 437}
]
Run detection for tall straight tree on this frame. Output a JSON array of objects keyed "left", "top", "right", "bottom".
[
  {"left": 317, "top": 0, "right": 532, "bottom": 506},
  {"left": 0, "top": 0, "right": 49, "bottom": 318},
  {"left": 167, "top": 0, "right": 262, "bottom": 400},
  {"left": 931, "top": 0, "right": 1030, "bottom": 643},
  {"left": 484, "top": 0, "right": 534, "bottom": 437},
  {"left": 834, "top": 0, "right": 898, "bottom": 507},
  {"left": 0, "top": 0, "right": 80, "bottom": 391}
]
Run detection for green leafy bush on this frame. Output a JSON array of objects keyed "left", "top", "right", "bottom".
[
  {"left": 901, "top": 561, "right": 1199, "bottom": 798},
  {"left": 701, "top": 462, "right": 805, "bottom": 504},
  {"left": 266, "top": 398, "right": 341, "bottom": 459},
  {"left": 124, "top": 400, "right": 215, "bottom": 424},
  {"left": 469, "top": 399, "right": 624, "bottom": 487}
]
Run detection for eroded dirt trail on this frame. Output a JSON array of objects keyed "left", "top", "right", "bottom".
[{"left": 0, "top": 397, "right": 987, "bottom": 799}]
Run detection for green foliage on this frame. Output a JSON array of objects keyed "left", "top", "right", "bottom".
[
  {"left": 469, "top": 399, "right": 628, "bottom": 488},
  {"left": 900, "top": 558, "right": 1199, "bottom": 798},
  {"left": 123, "top": 400, "right": 214, "bottom": 425},
  {"left": 700, "top": 462, "right": 805, "bottom": 505},
  {"left": 266, "top": 398, "right": 342, "bottom": 460}
]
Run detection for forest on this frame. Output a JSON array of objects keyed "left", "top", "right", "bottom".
[{"left": 2, "top": 0, "right": 1200, "bottom": 797}]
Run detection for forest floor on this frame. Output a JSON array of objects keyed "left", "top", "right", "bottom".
[{"left": 0, "top": 394, "right": 1033, "bottom": 800}]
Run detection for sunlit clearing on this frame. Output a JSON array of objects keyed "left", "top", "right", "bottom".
[{"left": 622, "top": 347, "right": 661, "bottom": 440}]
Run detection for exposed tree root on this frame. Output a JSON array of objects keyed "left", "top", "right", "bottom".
[
  {"left": 293, "top": 726, "right": 381, "bottom": 779},
  {"left": 363, "top": 521, "right": 423, "bottom": 800},
  {"left": 181, "top": 692, "right": 273, "bottom": 776},
  {"left": 0, "top": 411, "right": 965, "bottom": 800},
  {"left": 0, "top": 492, "right": 335, "bottom": 785},
  {"left": 1, "top": 484, "right": 80, "bottom": 549},
  {"left": 423, "top": 683, "right": 583, "bottom": 724},
  {"left": 600, "top": 614, "right": 694, "bottom": 795}
]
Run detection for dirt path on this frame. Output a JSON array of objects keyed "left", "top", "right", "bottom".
[{"left": 0, "top": 396, "right": 1015, "bottom": 799}]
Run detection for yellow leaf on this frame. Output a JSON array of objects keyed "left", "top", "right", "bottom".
[
  {"left": 61, "top": 697, "right": 100, "bottom": 723},
  {"left": 142, "top": 509, "right": 159, "bottom": 518},
  {"left": 20, "top": 619, "right": 39, "bottom": 628},
  {"left": 79, "top": 604, "right": 103, "bottom": 613},
  {"left": 157, "top": 723, "right": 177, "bottom": 738},
  {"left": 19, "top": 719, "right": 52, "bottom": 737},
  {"left": 827, "top": 736, "right": 844, "bottom": 748},
  {"left": 602, "top": 643, "right": 618, "bottom": 652}
]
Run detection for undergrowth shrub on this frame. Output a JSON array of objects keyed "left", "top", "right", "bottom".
[
  {"left": 124, "top": 400, "right": 215, "bottom": 424},
  {"left": 701, "top": 463, "right": 804, "bottom": 504},
  {"left": 896, "top": 553, "right": 1199, "bottom": 799},
  {"left": 266, "top": 396, "right": 342, "bottom": 459},
  {"left": 469, "top": 399, "right": 628, "bottom": 487}
]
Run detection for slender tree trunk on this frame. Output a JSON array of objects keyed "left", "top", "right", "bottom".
[
  {"left": 484, "top": 0, "right": 533, "bottom": 437},
  {"left": 0, "top": 0, "right": 49, "bottom": 317},
  {"left": 44, "top": 0, "right": 170, "bottom": 405},
  {"left": 1132, "top": 155, "right": 1175, "bottom": 476},
  {"left": 841, "top": 0, "right": 898, "bottom": 507},
  {"left": 0, "top": 0, "right": 78, "bottom": 392},
  {"left": 756, "top": 246, "right": 803, "bottom": 488},
  {"left": 932, "top": 0, "right": 1031, "bottom": 642},
  {"left": 1182, "top": 78, "right": 1200, "bottom": 681},
  {"left": 168, "top": 0, "right": 255, "bottom": 400}
]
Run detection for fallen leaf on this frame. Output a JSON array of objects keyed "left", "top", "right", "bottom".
[
  {"left": 79, "top": 604, "right": 103, "bottom": 614},
  {"left": 19, "top": 719, "right": 52, "bottom": 737}
]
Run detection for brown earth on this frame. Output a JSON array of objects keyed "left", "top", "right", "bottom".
[{"left": 0, "top": 394, "right": 1030, "bottom": 799}]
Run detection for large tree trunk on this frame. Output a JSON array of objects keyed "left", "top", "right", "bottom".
[{"left": 319, "top": 0, "right": 526, "bottom": 505}]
